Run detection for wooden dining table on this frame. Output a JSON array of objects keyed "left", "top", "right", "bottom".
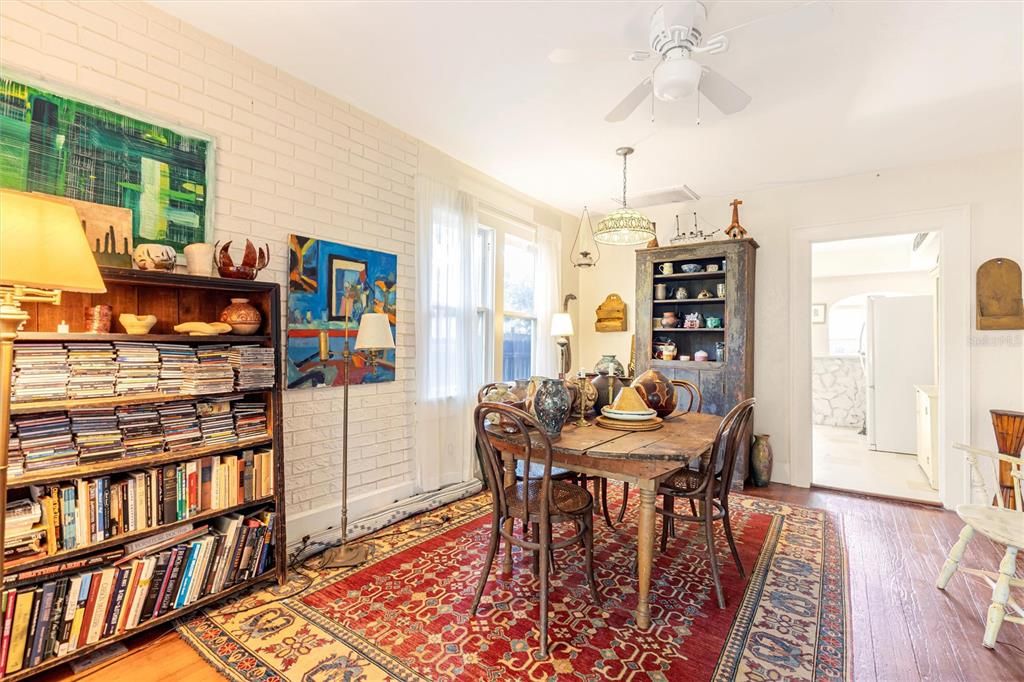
[{"left": 485, "top": 411, "right": 722, "bottom": 630}]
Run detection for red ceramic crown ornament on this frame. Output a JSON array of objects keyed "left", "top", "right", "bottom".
[{"left": 215, "top": 239, "right": 269, "bottom": 280}]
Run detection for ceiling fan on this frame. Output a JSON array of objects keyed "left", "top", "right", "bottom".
[
  {"left": 551, "top": 1, "right": 831, "bottom": 123},
  {"left": 606, "top": 2, "right": 748, "bottom": 122}
]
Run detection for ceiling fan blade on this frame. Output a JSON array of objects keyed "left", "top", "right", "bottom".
[
  {"left": 650, "top": 5, "right": 667, "bottom": 40},
  {"left": 548, "top": 48, "right": 651, "bottom": 64},
  {"left": 707, "top": 0, "right": 833, "bottom": 44},
  {"left": 698, "top": 67, "right": 751, "bottom": 114},
  {"left": 605, "top": 77, "right": 652, "bottom": 123}
]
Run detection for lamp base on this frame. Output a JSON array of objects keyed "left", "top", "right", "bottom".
[{"left": 321, "top": 542, "right": 369, "bottom": 568}]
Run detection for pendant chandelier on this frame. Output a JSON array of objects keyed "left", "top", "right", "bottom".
[
  {"left": 594, "top": 147, "right": 655, "bottom": 246},
  {"left": 570, "top": 205, "right": 600, "bottom": 268}
]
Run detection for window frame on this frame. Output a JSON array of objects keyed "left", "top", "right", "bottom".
[{"left": 477, "top": 207, "right": 538, "bottom": 383}]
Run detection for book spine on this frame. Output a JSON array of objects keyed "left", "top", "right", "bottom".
[
  {"left": 27, "top": 582, "right": 54, "bottom": 668},
  {"left": 0, "top": 589, "right": 17, "bottom": 674},
  {"left": 66, "top": 573, "right": 92, "bottom": 655},
  {"left": 102, "top": 568, "right": 130, "bottom": 638},
  {"left": 42, "top": 578, "right": 68, "bottom": 661},
  {"left": 88, "top": 481, "right": 98, "bottom": 543},
  {"left": 78, "top": 572, "right": 102, "bottom": 649},
  {"left": 173, "top": 543, "right": 201, "bottom": 609},
  {"left": 139, "top": 554, "right": 169, "bottom": 624},
  {"left": 58, "top": 576, "right": 81, "bottom": 655},
  {"left": 155, "top": 548, "right": 186, "bottom": 618},
  {"left": 186, "top": 461, "right": 198, "bottom": 516},
  {"left": 85, "top": 569, "right": 114, "bottom": 645},
  {"left": 6, "top": 589, "right": 34, "bottom": 675},
  {"left": 243, "top": 451, "right": 254, "bottom": 502},
  {"left": 47, "top": 487, "right": 62, "bottom": 553},
  {"left": 144, "top": 473, "right": 153, "bottom": 529}
]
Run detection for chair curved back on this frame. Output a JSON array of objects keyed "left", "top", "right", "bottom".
[
  {"left": 474, "top": 402, "right": 554, "bottom": 525},
  {"left": 671, "top": 379, "right": 703, "bottom": 413},
  {"left": 692, "top": 398, "right": 756, "bottom": 499},
  {"left": 954, "top": 443, "right": 1023, "bottom": 510},
  {"left": 477, "top": 382, "right": 509, "bottom": 403}
]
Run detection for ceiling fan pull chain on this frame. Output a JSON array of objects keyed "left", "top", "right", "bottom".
[{"left": 696, "top": 90, "right": 701, "bottom": 127}]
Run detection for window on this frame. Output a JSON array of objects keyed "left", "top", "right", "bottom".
[{"left": 475, "top": 211, "right": 540, "bottom": 383}]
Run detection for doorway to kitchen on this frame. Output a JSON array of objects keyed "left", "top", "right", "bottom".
[{"left": 809, "top": 233, "right": 941, "bottom": 503}]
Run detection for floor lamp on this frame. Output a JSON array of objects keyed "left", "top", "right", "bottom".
[
  {"left": 319, "top": 312, "right": 396, "bottom": 568},
  {"left": 0, "top": 190, "right": 107, "bottom": 584}
]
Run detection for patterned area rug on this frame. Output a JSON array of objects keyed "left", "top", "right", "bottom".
[{"left": 177, "top": 490, "right": 850, "bottom": 681}]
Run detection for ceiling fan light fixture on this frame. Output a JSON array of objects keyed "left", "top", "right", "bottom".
[{"left": 652, "top": 52, "right": 702, "bottom": 102}]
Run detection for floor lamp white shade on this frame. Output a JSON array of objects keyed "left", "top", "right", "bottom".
[{"left": 355, "top": 313, "right": 395, "bottom": 350}]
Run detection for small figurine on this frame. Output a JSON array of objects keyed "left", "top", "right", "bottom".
[
  {"left": 696, "top": 288, "right": 713, "bottom": 299},
  {"left": 725, "top": 199, "right": 748, "bottom": 239},
  {"left": 683, "top": 312, "right": 704, "bottom": 329}
]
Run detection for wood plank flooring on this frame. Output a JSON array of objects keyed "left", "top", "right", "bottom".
[{"left": 38, "top": 485, "right": 1024, "bottom": 681}]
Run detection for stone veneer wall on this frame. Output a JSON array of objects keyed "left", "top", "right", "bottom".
[{"left": 812, "top": 356, "right": 866, "bottom": 427}]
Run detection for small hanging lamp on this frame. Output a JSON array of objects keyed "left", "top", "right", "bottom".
[
  {"left": 570, "top": 205, "right": 600, "bottom": 268},
  {"left": 594, "top": 147, "right": 655, "bottom": 246}
]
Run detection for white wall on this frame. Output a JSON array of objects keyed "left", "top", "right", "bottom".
[
  {"left": 0, "top": 0, "right": 574, "bottom": 540},
  {"left": 575, "top": 150, "right": 1024, "bottom": 483}
]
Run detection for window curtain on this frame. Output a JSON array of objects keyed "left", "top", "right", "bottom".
[
  {"left": 534, "top": 224, "right": 563, "bottom": 378},
  {"left": 414, "top": 176, "right": 480, "bottom": 494}
]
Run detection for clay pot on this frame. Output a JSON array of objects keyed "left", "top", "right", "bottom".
[
  {"left": 118, "top": 313, "right": 157, "bottom": 335},
  {"left": 533, "top": 379, "right": 571, "bottom": 438},
  {"left": 751, "top": 434, "right": 773, "bottom": 487},
  {"left": 661, "top": 312, "right": 680, "bottom": 328},
  {"left": 594, "top": 354, "right": 625, "bottom": 377},
  {"left": 219, "top": 298, "right": 263, "bottom": 335},
  {"left": 184, "top": 243, "right": 216, "bottom": 276},
  {"left": 631, "top": 369, "right": 677, "bottom": 417},
  {"left": 591, "top": 371, "right": 625, "bottom": 412},
  {"left": 133, "top": 244, "right": 176, "bottom": 271}
]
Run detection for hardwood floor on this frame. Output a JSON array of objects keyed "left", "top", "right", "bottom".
[{"left": 39, "top": 485, "right": 1024, "bottom": 681}]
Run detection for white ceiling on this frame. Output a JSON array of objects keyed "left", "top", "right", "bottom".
[
  {"left": 812, "top": 232, "right": 935, "bottom": 277},
  {"left": 152, "top": 0, "right": 1023, "bottom": 213}
]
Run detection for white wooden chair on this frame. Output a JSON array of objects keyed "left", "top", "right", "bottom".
[{"left": 936, "top": 443, "right": 1023, "bottom": 648}]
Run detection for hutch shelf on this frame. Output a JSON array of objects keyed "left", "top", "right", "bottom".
[
  {"left": 636, "top": 239, "right": 757, "bottom": 483},
  {"left": 3, "top": 267, "right": 286, "bottom": 680}
]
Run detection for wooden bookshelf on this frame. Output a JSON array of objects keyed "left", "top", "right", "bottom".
[
  {"left": 4, "top": 268, "right": 287, "bottom": 679},
  {"left": 10, "top": 436, "right": 271, "bottom": 488},
  {"left": 10, "top": 388, "right": 269, "bottom": 416},
  {"left": 4, "top": 569, "right": 275, "bottom": 682}
]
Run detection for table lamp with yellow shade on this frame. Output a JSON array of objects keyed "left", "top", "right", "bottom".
[{"left": 0, "top": 189, "right": 107, "bottom": 582}]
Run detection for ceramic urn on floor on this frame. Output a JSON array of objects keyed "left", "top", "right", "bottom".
[{"left": 750, "top": 434, "right": 774, "bottom": 487}]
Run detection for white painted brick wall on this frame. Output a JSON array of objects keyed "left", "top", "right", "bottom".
[{"left": 0, "top": 0, "right": 421, "bottom": 521}]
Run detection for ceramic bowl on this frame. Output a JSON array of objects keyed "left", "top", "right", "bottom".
[
  {"left": 118, "top": 313, "right": 157, "bottom": 335},
  {"left": 679, "top": 264, "right": 703, "bottom": 273}
]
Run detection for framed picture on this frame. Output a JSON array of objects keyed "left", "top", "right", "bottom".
[
  {"left": 0, "top": 73, "right": 214, "bottom": 262},
  {"left": 811, "top": 303, "right": 827, "bottom": 324},
  {"left": 286, "top": 234, "right": 398, "bottom": 388}
]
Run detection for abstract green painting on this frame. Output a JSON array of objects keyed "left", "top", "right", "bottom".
[{"left": 0, "top": 75, "right": 212, "bottom": 256}]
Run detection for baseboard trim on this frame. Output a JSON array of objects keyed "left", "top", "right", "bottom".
[{"left": 287, "top": 479, "right": 483, "bottom": 551}]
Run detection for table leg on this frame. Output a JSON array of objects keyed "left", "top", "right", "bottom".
[
  {"left": 636, "top": 485, "right": 657, "bottom": 629},
  {"left": 501, "top": 452, "right": 515, "bottom": 576}
]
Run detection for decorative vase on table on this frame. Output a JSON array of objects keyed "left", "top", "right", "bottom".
[
  {"left": 219, "top": 298, "right": 263, "bottom": 335},
  {"left": 569, "top": 376, "right": 599, "bottom": 416},
  {"left": 591, "top": 371, "right": 625, "bottom": 412},
  {"left": 481, "top": 383, "right": 522, "bottom": 429},
  {"left": 533, "top": 379, "right": 571, "bottom": 438},
  {"left": 594, "top": 354, "right": 625, "bottom": 377},
  {"left": 631, "top": 369, "right": 677, "bottom": 418},
  {"left": 750, "top": 434, "right": 773, "bottom": 487}
]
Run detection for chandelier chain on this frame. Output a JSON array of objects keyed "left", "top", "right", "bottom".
[{"left": 622, "top": 153, "right": 628, "bottom": 207}]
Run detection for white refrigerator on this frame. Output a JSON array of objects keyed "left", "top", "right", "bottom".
[{"left": 864, "top": 295, "right": 935, "bottom": 455}]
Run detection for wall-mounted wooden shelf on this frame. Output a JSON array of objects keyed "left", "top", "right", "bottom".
[
  {"left": 653, "top": 271, "right": 726, "bottom": 281},
  {"left": 17, "top": 332, "right": 270, "bottom": 344},
  {"left": 11, "top": 387, "right": 270, "bottom": 416},
  {"left": 652, "top": 298, "right": 725, "bottom": 304}
]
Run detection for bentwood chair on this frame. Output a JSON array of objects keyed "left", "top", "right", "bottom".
[
  {"left": 657, "top": 397, "right": 755, "bottom": 609},
  {"left": 602, "top": 379, "right": 704, "bottom": 527},
  {"left": 936, "top": 443, "right": 1023, "bottom": 649},
  {"left": 471, "top": 402, "right": 600, "bottom": 658},
  {"left": 478, "top": 383, "right": 579, "bottom": 486}
]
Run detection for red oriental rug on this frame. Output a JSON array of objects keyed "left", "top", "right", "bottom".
[{"left": 177, "top": 489, "right": 850, "bottom": 681}]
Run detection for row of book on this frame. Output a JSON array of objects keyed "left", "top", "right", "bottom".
[
  {"left": 8, "top": 399, "right": 269, "bottom": 475},
  {"left": 0, "top": 510, "right": 276, "bottom": 675},
  {"left": 4, "top": 448, "right": 274, "bottom": 562},
  {"left": 10, "top": 342, "right": 275, "bottom": 402}
]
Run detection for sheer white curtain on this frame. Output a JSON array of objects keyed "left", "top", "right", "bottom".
[
  {"left": 415, "top": 176, "right": 480, "bottom": 494},
  {"left": 534, "top": 224, "right": 563, "bottom": 378}
]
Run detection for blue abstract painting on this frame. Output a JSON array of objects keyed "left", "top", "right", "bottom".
[{"left": 286, "top": 234, "right": 397, "bottom": 388}]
